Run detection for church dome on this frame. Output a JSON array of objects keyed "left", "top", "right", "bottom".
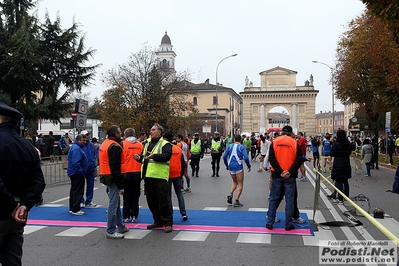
[{"left": 161, "top": 31, "right": 171, "bottom": 45}]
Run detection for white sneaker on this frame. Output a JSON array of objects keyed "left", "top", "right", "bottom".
[
  {"left": 71, "top": 210, "right": 85, "bottom": 216},
  {"left": 117, "top": 226, "right": 129, "bottom": 234},
  {"left": 292, "top": 217, "right": 306, "bottom": 223},
  {"left": 106, "top": 232, "right": 125, "bottom": 239},
  {"left": 85, "top": 202, "right": 98, "bottom": 208},
  {"left": 80, "top": 203, "right": 85, "bottom": 208}
]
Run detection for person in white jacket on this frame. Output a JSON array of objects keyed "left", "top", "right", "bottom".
[
  {"left": 258, "top": 135, "right": 271, "bottom": 172},
  {"left": 223, "top": 134, "right": 251, "bottom": 207}
]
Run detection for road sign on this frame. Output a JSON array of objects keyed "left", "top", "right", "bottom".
[
  {"left": 71, "top": 110, "right": 77, "bottom": 120},
  {"left": 77, "top": 99, "right": 88, "bottom": 115},
  {"left": 19, "top": 117, "right": 24, "bottom": 130},
  {"left": 76, "top": 114, "right": 87, "bottom": 130},
  {"left": 386, "top": 111, "right": 391, "bottom": 132}
]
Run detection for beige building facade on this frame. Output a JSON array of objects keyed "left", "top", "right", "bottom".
[
  {"left": 240, "top": 67, "right": 318, "bottom": 136},
  {"left": 188, "top": 80, "right": 242, "bottom": 137}
]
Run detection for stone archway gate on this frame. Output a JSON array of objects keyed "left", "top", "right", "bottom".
[{"left": 240, "top": 66, "right": 318, "bottom": 136}]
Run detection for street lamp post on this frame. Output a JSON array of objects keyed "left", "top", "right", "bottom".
[
  {"left": 312, "top": 60, "right": 334, "bottom": 136},
  {"left": 215, "top": 53, "right": 237, "bottom": 132}
]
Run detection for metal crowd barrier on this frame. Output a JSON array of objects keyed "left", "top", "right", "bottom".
[{"left": 40, "top": 156, "right": 70, "bottom": 186}]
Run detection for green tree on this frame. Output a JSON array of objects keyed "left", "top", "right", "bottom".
[
  {"left": 334, "top": 10, "right": 399, "bottom": 135},
  {"left": 0, "top": 0, "right": 99, "bottom": 125},
  {"left": 100, "top": 44, "right": 197, "bottom": 134}
]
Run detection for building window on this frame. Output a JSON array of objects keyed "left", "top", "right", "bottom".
[
  {"left": 299, "top": 104, "right": 305, "bottom": 113},
  {"left": 162, "top": 59, "right": 168, "bottom": 68},
  {"left": 213, "top": 96, "right": 218, "bottom": 105},
  {"left": 253, "top": 105, "right": 258, "bottom": 114},
  {"left": 193, "top": 97, "right": 197, "bottom": 105}
]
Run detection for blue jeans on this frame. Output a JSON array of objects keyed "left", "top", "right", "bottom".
[
  {"left": 168, "top": 177, "right": 186, "bottom": 216},
  {"left": 267, "top": 177, "right": 295, "bottom": 228},
  {"left": 80, "top": 169, "right": 95, "bottom": 205},
  {"left": 106, "top": 183, "right": 125, "bottom": 234},
  {"left": 365, "top": 163, "right": 371, "bottom": 176}
]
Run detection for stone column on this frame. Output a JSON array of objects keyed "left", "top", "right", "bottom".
[
  {"left": 260, "top": 103, "right": 265, "bottom": 134},
  {"left": 291, "top": 103, "right": 298, "bottom": 134}
]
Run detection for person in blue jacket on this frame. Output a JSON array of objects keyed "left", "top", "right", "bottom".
[
  {"left": 223, "top": 134, "right": 251, "bottom": 207},
  {"left": 67, "top": 134, "right": 88, "bottom": 215},
  {"left": 80, "top": 131, "right": 97, "bottom": 208}
]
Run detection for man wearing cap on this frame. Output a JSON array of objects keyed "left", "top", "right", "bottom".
[
  {"left": 210, "top": 131, "right": 224, "bottom": 177},
  {"left": 189, "top": 133, "right": 204, "bottom": 177},
  {"left": 0, "top": 102, "right": 45, "bottom": 265},
  {"left": 266, "top": 125, "right": 302, "bottom": 231},
  {"left": 80, "top": 130, "right": 97, "bottom": 208}
]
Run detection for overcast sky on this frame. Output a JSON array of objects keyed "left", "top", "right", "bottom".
[{"left": 35, "top": 0, "right": 365, "bottom": 113}]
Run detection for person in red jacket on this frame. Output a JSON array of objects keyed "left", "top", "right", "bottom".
[
  {"left": 121, "top": 128, "right": 143, "bottom": 223},
  {"left": 163, "top": 133, "right": 188, "bottom": 220}
]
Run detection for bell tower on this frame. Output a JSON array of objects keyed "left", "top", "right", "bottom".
[{"left": 155, "top": 31, "right": 176, "bottom": 77}]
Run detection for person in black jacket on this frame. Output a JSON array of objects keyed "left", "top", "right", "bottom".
[
  {"left": 0, "top": 102, "right": 45, "bottom": 265},
  {"left": 330, "top": 129, "right": 352, "bottom": 204}
]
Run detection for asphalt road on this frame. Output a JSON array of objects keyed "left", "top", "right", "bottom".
[{"left": 21, "top": 151, "right": 399, "bottom": 266}]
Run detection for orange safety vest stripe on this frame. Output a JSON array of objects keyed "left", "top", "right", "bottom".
[
  {"left": 99, "top": 139, "right": 121, "bottom": 175},
  {"left": 121, "top": 140, "right": 143, "bottom": 173},
  {"left": 169, "top": 144, "right": 182, "bottom": 178},
  {"left": 271, "top": 136, "right": 297, "bottom": 171}
]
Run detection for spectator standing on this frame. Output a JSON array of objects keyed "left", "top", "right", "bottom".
[
  {"left": 223, "top": 134, "right": 251, "bottom": 207},
  {"left": 133, "top": 123, "right": 173, "bottom": 233},
  {"left": 67, "top": 134, "right": 88, "bottom": 215},
  {"left": 121, "top": 128, "right": 143, "bottom": 223},
  {"left": 330, "top": 130, "right": 352, "bottom": 204},
  {"left": 387, "top": 163, "right": 399, "bottom": 194},
  {"left": 47, "top": 131, "right": 55, "bottom": 163},
  {"left": 250, "top": 134, "right": 257, "bottom": 161},
  {"left": 371, "top": 135, "right": 379, "bottom": 170},
  {"left": 387, "top": 135, "right": 395, "bottom": 165},
  {"left": 176, "top": 134, "right": 191, "bottom": 193},
  {"left": 0, "top": 102, "right": 45, "bottom": 266},
  {"left": 80, "top": 131, "right": 97, "bottom": 208},
  {"left": 266, "top": 126, "right": 302, "bottom": 231},
  {"left": 361, "top": 139, "right": 374, "bottom": 177},
  {"left": 92, "top": 137, "right": 100, "bottom": 177},
  {"left": 99, "top": 125, "right": 129, "bottom": 239},
  {"left": 36, "top": 133, "right": 45, "bottom": 156},
  {"left": 163, "top": 133, "right": 188, "bottom": 220}
]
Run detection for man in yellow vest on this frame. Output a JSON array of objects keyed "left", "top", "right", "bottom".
[
  {"left": 210, "top": 131, "right": 224, "bottom": 177},
  {"left": 133, "top": 123, "right": 173, "bottom": 233},
  {"left": 266, "top": 125, "right": 302, "bottom": 231},
  {"left": 121, "top": 128, "right": 143, "bottom": 223},
  {"left": 99, "top": 125, "right": 129, "bottom": 239},
  {"left": 189, "top": 133, "right": 204, "bottom": 177}
]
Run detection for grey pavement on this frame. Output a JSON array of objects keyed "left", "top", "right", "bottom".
[{"left": 21, "top": 151, "right": 399, "bottom": 266}]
